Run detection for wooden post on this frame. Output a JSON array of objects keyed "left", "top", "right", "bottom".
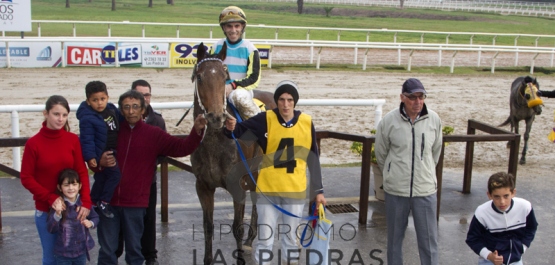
[
  {"left": 161, "top": 159, "right": 169, "bottom": 223},
  {"left": 436, "top": 143, "right": 445, "bottom": 221},
  {"left": 508, "top": 134, "right": 520, "bottom": 180},
  {"left": 1, "top": 190, "right": 3, "bottom": 232},
  {"left": 358, "top": 137, "right": 372, "bottom": 225},
  {"left": 463, "top": 121, "right": 476, "bottom": 193}
]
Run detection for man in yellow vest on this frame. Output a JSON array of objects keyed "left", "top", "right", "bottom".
[{"left": 224, "top": 80, "right": 326, "bottom": 265}]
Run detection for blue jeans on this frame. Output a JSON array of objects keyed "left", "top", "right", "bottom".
[
  {"left": 97, "top": 206, "right": 146, "bottom": 265},
  {"left": 35, "top": 210, "right": 56, "bottom": 265},
  {"left": 55, "top": 254, "right": 87, "bottom": 265}
]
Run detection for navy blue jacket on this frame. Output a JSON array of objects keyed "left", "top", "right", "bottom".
[
  {"left": 466, "top": 197, "right": 538, "bottom": 263},
  {"left": 76, "top": 101, "right": 121, "bottom": 163}
]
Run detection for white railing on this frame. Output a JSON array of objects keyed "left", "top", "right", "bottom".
[
  {"left": 2, "top": 37, "right": 554, "bottom": 72},
  {"left": 241, "top": 0, "right": 555, "bottom": 17},
  {"left": 0, "top": 99, "right": 385, "bottom": 171},
  {"left": 15, "top": 20, "right": 555, "bottom": 46}
]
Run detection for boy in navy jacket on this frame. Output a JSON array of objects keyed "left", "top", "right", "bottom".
[
  {"left": 76, "top": 81, "right": 122, "bottom": 218},
  {"left": 466, "top": 172, "right": 538, "bottom": 265}
]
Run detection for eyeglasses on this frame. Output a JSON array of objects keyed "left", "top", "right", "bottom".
[
  {"left": 403, "top": 93, "right": 427, "bottom": 101},
  {"left": 122, "top": 104, "right": 142, "bottom": 111},
  {"left": 142, "top": 93, "right": 151, "bottom": 98}
]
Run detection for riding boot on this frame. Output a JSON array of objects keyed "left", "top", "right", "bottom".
[{"left": 229, "top": 89, "right": 260, "bottom": 119}]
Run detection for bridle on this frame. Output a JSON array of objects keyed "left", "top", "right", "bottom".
[{"left": 193, "top": 57, "right": 228, "bottom": 117}]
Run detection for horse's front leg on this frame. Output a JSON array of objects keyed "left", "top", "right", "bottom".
[
  {"left": 244, "top": 192, "right": 258, "bottom": 248},
  {"left": 521, "top": 117, "right": 534, "bottom": 165},
  {"left": 196, "top": 180, "right": 216, "bottom": 265},
  {"left": 232, "top": 200, "right": 246, "bottom": 265}
]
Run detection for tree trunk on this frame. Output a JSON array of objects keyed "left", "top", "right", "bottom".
[
  {"left": 167, "top": 0, "right": 174, "bottom": 5},
  {"left": 148, "top": 0, "right": 152, "bottom": 8},
  {"left": 65, "top": 0, "right": 70, "bottom": 8},
  {"left": 297, "top": 0, "right": 303, "bottom": 14},
  {"left": 400, "top": 0, "right": 405, "bottom": 9},
  {"left": 112, "top": 0, "right": 116, "bottom": 11}
]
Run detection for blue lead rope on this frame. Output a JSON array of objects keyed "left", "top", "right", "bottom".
[
  {"left": 231, "top": 132, "right": 318, "bottom": 247},
  {"left": 228, "top": 100, "right": 243, "bottom": 123}
]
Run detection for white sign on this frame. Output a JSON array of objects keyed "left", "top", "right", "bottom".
[
  {"left": 141, "top": 43, "right": 169, "bottom": 68},
  {"left": 0, "top": 0, "right": 32, "bottom": 32},
  {"left": 0, "top": 42, "right": 62, "bottom": 67}
]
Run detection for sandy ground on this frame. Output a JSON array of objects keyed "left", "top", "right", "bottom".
[{"left": 1, "top": 49, "right": 555, "bottom": 180}]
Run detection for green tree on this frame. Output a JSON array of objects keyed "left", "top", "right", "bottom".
[{"left": 324, "top": 7, "right": 334, "bottom": 17}]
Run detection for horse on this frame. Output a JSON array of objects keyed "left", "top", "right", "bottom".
[
  {"left": 499, "top": 76, "right": 543, "bottom": 165},
  {"left": 190, "top": 42, "right": 277, "bottom": 265}
]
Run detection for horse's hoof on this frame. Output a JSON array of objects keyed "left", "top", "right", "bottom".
[{"left": 242, "top": 244, "right": 252, "bottom": 252}]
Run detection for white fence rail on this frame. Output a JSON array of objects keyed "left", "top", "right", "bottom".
[
  {"left": 2, "top": 37, "right": 554, "bottom": 73},
  {"left": 0, "top": 99, "right": 385, "bottom": 171},
  {"left": 243, "top": 0, "right": 555, "bottom": 17}
]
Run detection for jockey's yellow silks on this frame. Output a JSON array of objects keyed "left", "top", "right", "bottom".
[{"left": 258, "top": 111, "right": 312, "bottom": 197}]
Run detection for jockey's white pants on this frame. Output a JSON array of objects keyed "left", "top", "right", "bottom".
[
  {"left": 229, "top": 89, "right": 260, "bottom": 119},
  {"left": 254, "top": 195, "right": 305, "bottom": 265}
]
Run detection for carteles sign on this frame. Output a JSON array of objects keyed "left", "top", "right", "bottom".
[{"left": 0, "top": 0, "right": 31, "bottom": 32}]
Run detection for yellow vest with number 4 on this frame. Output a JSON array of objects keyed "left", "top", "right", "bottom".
[{"left": 258, "top": 111, "right": 313, "bottom": 197}]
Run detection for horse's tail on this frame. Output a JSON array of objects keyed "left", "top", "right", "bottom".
[{"left": 498, "top": 116, "right": 512, "bottom": 127}]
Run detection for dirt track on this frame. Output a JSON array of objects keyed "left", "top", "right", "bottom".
[{"left": 1, "top": 64, "right": 555, "bottom": 181}]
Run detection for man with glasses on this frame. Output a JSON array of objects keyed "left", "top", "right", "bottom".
[
  {"left": 95, "top": 90, "right": 208, "bottom": 265},
  {"left": 114, "top": 80, "right": 166, "bottom": 264},
  {"left": 374, "top": 78, "right": 443, "bottom": 265}
]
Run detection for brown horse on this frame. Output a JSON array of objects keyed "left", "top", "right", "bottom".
[
  {"left": 190, "top": 42, "right": 276, "bottom": 265},
  {"left": 499, "top": 76, "right": 542, "bottom": 165}
]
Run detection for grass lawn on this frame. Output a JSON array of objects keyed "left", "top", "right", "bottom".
[{"left": 8, "top": 0, "right": 555, "bottom": 47}]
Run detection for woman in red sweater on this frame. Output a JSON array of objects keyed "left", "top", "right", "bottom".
[{"left": 21, "top": 95, "right": 92, "bottom": 265}]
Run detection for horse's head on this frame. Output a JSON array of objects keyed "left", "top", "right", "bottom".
[
  {"left": 192, "top": 42, "right": 230, "bottom": 129},
  {"left": 520, "top": 76, "right": 542, "bottom": 115}
]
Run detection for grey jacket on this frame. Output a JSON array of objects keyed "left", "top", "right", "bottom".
[{"left": 375, "top": 103, "right": 442, "bottom": 197}]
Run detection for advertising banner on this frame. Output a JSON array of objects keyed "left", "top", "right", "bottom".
[
  {"left": 64, "top": 42, "right": 172, "bottom": 67},
  {"left": 257, "top": 44, "right": 270, "bottom": 67},
  {"left": 0, "top": 0, "right": 31, "bottom": 32},
  {"left": 65, "top": 42, "right": 113, "bottom": 66},
  {"left": 141, "top": 43, "right": 169, "bottom": 68},
  {"left": 169, "top": 42, "right": 206, "bottom": 68},
  {"left": 169, "top": 42, "right": 271, "bottom": 68},
  {"left": 0, "top": 42, "right": 62, "bottom": 67}
]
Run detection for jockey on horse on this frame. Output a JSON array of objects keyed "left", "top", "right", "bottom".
[{"left": 212, "top": 6, "right": 262, "bottom": 120}]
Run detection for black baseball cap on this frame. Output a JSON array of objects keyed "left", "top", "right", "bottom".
[{"left": 402, "top": 78, "right": 427, "bottom": 94}]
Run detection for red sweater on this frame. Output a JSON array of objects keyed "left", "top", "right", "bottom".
[
  {"left": 111, "top": 120, "right": 202, "bottom": 208},
  {"left": 21, "top": 122, "right": 92, "bottom": 212}
]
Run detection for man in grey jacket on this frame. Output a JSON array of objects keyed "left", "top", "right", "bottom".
[{"left": 375, "top": 78, "right": 443, "bottom": 265}]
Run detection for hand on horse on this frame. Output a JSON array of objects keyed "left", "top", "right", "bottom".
[
  {"left": 194, "top": 114, "right": 207, "bottom": 135},
  {"left": 224, "top": 114, "right": 236, "bottom": 131}
]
